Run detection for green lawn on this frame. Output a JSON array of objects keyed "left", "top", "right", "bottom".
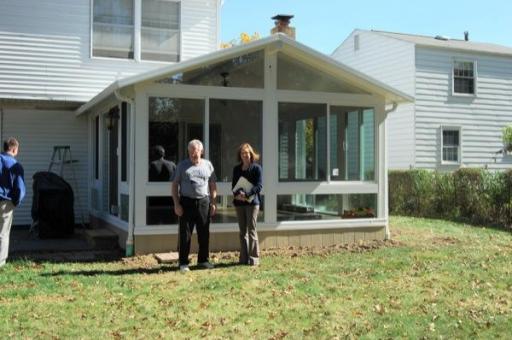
[{"left": 1, "top": 216, "right": 511, "bottom": 339}]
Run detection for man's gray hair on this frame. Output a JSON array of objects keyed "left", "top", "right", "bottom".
[{"left": 188, "top": 139, "right": 203, "bottom": 151}]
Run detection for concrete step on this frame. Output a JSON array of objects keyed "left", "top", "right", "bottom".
[{"left": 83, "top": 228, "right": 119, "bottom": 250}]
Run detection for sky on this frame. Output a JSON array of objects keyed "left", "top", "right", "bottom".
[{"left": 221, "top": 0, "right": 512, "bottom": 55}]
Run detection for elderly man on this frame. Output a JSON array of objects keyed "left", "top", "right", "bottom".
[
  {"left": 0, "top": 137, "right": 25, "bottom": 268},
  {"left": 172, "top": 139, "right": 217, "bottom": 272}
]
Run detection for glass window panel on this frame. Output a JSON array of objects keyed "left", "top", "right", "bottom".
[
  {"left": 93, "top": 0, "right": 134, "bottom": 59},
  {"left": 277, "top": 194, "right": 377, "bottom": 221},
  {"left": 209, "top": 99, "right": 262, "bottom": 181},
  {"left": 157, "top": 50, "right": 264, "bottom": 87},
  {"left": 442, "top": 129, "right": 460, "bottom": 162},
  {"left": 330, "top": 107, "right": 374, "bottom": 181},
  {"left": 141, "top": 0, "right": 180, "bottom": 62},
  {"left": 453, "top": 61, "right": 475, "bottom": 94},
  {"left": 147, "top": 196, "right": 177, "bottom": 225},
  {"left": 211, "top": 195, "right": 264, "bottom": 224},
  {"left": 148, "top": 97, "right": 204, "bottom": 181},
  {"left": 279, "top": 103, "right": 327, "bottom": 181},
  {"left": 120, "top": 194, "right": 129, "bottom": 222},
  {"left": 94, "top": 116, "right": 99, "bottom": 180},
  {"left": 362, "top": 109, "right": 375, "bottom": 180},
  {"left": 277, "top": 53, "right": 368, "bottom": 93}
]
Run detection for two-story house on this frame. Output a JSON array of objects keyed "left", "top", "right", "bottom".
[
  {"left": 0, "top": 0, "right": 221, "bottom": 226},
  {"left": 1, "top": 4, "right": 413, "bottom": 255},
  {"left": 333, "top": 29, "right": 512, "bottom": 171}
]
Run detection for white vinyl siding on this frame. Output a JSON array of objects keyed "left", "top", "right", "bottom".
[
  {"left": 1, "top": 108, "right": 89, "bottom": 226},
  {"left": 415, "top": 47, "right": 512, "bottom": 169},
  {"left": 0, "top": 0, "right": 219, "bottom": 102},
  {"left": 332, "top": 30, "right": 416, "bottom": 169}
]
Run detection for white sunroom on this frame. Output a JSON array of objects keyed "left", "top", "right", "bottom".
[{"left": 77, "top": 34, "right": 412, "bottom": 255}]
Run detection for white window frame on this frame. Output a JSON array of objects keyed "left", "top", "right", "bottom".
[
  {"left": 440, "top": 126, "right": 462, "bottom": 165},
  {"left": 90, "top": 0, "right": 181, "bottom": 63},
  {"left": 452, "top": 59, "right": 477, "bottom": 96}
]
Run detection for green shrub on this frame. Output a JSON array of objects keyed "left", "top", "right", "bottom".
[{"left": 389, "top": 168, "right": 512, "bottom": 228}]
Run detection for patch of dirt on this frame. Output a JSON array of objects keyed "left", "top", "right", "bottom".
[
  {"left": 430, "top": 236, "right": 460, "bottom": 245},
  {"left": 121, "top": 255, "right": 159, "bottom": 267}
]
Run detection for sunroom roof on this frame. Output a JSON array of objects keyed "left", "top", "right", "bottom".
[{"left": 76, "top": 34, "right": 413, "bottom": 115}]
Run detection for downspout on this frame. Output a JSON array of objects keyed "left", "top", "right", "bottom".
[
  {"left": 383, "top": 101, "right": 398, "bottom": 240},
  {"left": 114, "top": 90, "right": 136, "bottom": 256}
]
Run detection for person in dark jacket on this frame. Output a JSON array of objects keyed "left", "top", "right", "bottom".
[
  {"left": 149, "top": 145, "right": 176, "bottom": 182},
  {"left": 0, "top": 137, "right": 25, "bottom": 267},
  {"left": 232, "top": 143, "right": 262, "bottom": 266}
]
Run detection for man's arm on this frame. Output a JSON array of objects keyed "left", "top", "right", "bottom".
[
  {"left": 209, "top": 180, "right": 217, "bottom": 216},
  {"left": 172, "top": 181, "right": 183, "bottom": 217}
]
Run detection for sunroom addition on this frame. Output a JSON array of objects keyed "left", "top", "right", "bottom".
[{"left": 78, "top": 34, "right": 411, "bottom": 254}]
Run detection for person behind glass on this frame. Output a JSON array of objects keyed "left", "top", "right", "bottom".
[
  {"left": 172, "top": 140, "right": 217, "bottom": 272},
  {"left": 0, "top": 137, "right": 26, "bottom": 268},
  {"left": 149, "top": 145, "right": 176, "bottom": 182},
  {"left": 232, "top": 143, "right": 262, "bottom": 266}
]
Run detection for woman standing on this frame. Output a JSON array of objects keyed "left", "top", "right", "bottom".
[{"left": 232, "top": 143, "right": 262, "bottom": 266}]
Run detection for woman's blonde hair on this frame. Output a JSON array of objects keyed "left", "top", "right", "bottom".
[{"left": 236, "top": 143, "right": 260, "bottom": 163}]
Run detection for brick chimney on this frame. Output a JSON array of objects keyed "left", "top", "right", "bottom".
[{"left": 271, "top": 14, "right": 295, "bottom": 39}]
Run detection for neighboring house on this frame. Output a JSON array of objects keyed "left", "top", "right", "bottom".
[
  {"left": 0, "top": 2, "right": 413, "bottom": 254},
  {"left": 0, "top": 0, "right": 221, "bottom": 226},
  {"left": 332, "top": 29, "right": 512, "bottom": 171}
]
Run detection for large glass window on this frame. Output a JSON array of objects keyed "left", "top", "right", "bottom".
[
  {"left": 156, "top": 50, "right": 264, "bottom": 88},
  {"left": 279, "top": 103, "right": 327, "bottom": 181},
  {"left": 93, "top": 0, "right": 181, "bottom": 62},
  {"left": 209, "top": 99, "right": 262, "bottom": 181},
  {"left": 93, "top": 0, "right": 134, "bottom": 59},
  {"left": 277, "top": 52, "right": 368, "bottom": 94},
  {"left": 121, "top": 102, "right": 129, "bottom": 182},
  {"left": 277, "top": 194, "right": 377, "bottom": 221},
  {"left": 330, "top": 107, "right": 375, "bottom": 181},
  {"left": 141, "top": 0, "right": 180, "bottom": 62},
  {"left": 148, "top": 97, "right": 204, "bottom": 181},
  {"left": 147, "top": 196, "right": 177, "bottom": 225},
  {"left": 453, "top": 61, "right": 475, "bottom": 95},
  {"left": 211, "top": 195, "right": 264, "bottom": 224}
]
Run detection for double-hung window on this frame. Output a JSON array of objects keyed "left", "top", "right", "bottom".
[
  {"left": 93, "top": 0, "right": 181, "bottom": 62},
  {"left": 453, "top": 61, "right": 475, "bottom": 95},
  {"left": 441, "top": 127, "right": 461, "bottom": 164}
]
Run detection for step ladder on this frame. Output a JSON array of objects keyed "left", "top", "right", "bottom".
[{"left": 48, "top": 145, "right": 86, "bottom": 227}]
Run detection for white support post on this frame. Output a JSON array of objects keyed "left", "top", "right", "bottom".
[
  {"left": 376, "top": 102, "right": 389, "bottom": 239},
  {"left": 263, "top": 47, "right": 278, "bottom": 223}
]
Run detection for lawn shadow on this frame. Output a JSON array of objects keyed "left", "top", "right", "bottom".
[{"left": 40, "top": 261, "right": 242, "bottom": 277}]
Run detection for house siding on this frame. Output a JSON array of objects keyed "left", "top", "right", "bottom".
[
  {"left": 1, "top": 108, "right": 89, "bottom": 226},
  {"left": 0, "top": 0, "right": 220, "bottom": 103},
  {"left": 414, "top": 46, "right": 512, "bottom": 170},
  {"left": 332, "top": 30, "right": 416, "bottom": 169}
]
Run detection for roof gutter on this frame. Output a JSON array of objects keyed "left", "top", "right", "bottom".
[{"left": 114, "top": 89, "right": 136, "bottom": 257}]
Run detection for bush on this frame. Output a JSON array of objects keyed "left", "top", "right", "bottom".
[{"left": 389, "top": 168, "right": 512, "bottom": 228}]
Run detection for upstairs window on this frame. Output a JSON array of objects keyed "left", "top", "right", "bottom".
[
  {"left": 441, "top": 127, "right": 461, "bottom": 164},
  {"left": 93, "top": 0, "right": 134, "bottom": 59},
  {"left": 453, "top": 61, "right": 475, "bottom": 95},
  {"left": 93, "top": 0, "right": 181, "bottom": 62},
  {"left": 141, "top": 0, "right": 180, "bottom": 62}
]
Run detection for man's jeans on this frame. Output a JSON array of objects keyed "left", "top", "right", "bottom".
[{"left": 0, "top": 201, "right": 15, "bottom": 267}]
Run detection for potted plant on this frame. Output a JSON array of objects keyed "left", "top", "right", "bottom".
[{"left": 503, "top": 125, "right": 512, "bottom": 154}]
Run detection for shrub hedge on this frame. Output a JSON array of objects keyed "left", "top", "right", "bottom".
[{"left": 389, "top": 168, "right": 512, "bottom": 227}]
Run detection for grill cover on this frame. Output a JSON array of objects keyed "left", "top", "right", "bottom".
[{"left": 31, "top": 171, "right": 74, "bottom": 239}]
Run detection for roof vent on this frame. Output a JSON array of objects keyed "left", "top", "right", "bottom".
[{"left": 434, "top": 35, "right": 449, "bottom": 41}]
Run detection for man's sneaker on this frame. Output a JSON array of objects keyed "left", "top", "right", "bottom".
[
  {"left": 179, "top": 265, "right": 190, "bottom": 273},
  {"left": 198, "top": 261, "right": 214, "bottom": 269}
]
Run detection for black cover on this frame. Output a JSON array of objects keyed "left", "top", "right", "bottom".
[{"left": 32, "top": 171, "right": 75, "bottom": 239}]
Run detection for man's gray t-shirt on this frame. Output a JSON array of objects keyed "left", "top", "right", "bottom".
[{"left": 174, "top": 158, "right": 216, "bottom": 199}]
